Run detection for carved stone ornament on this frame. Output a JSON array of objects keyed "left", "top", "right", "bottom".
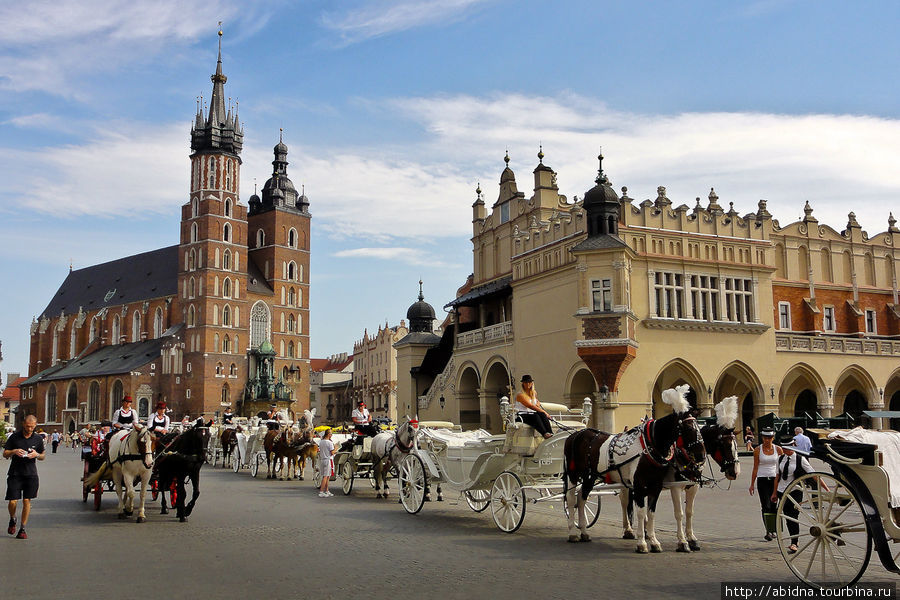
[
  {"left": 39, "top": 316, "right": 50, "bottom": 333},
  {"left": 142, "top": 301, "right": 150, "bottom": 314},
  {"left": 75, "top": 306, "right": 86, "bottom": 328},
  {"left": 121, "top": 305, "right": 128, "bottom": 317},
  {"left": 56, "top": 310, "right": 68, "bottom": 331},
  {"left": 30, "top": 318, "right": 39, "bottom": 335}
]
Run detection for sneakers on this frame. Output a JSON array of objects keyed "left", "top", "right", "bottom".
[
  {"left": 764, "top": 532, "right": 774, "bottom": 541},
  {"left": 318, "top": 491, "right": 328, "bottom": 497},
  {"left": 325, "top": 491, "right": 334, "bottom": 497},
  {"left": 7, "top": 518, "right": 16, "bottom": 535},
  {"left": 16, "top": 528, "right": 27, "bottom": 540}
]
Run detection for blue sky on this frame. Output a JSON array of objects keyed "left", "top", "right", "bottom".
[{"left": 2, "top": 0, "right": 900, "bottom": 378}]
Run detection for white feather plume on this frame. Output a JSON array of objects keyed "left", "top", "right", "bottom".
[
  {"left": 661, "top": 385, "right": 691, "bottom": 414},
  {"left": 714, "top": 395, "right": 739, "bottom": 428}
]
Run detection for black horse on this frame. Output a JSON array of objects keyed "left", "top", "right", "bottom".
[{"left": 154, "top": 418, "right": 210, "bottom": 522}]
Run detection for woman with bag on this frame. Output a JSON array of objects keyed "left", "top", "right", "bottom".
[{"left": 749, "top": 428, "right": 782, "bottom": 541}]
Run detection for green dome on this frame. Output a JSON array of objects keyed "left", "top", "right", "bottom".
[{"left": 257, "top": 339, "right": 276, "bottom": 355}]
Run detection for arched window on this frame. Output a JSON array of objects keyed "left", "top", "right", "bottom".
[
  {"left": 216, "top": 362, "right": 223, "bottom": 375},
  {"left": 223, "top": 278, "right": 231, "bottom": 298},
  {"left": 67, "top": 382, "right": 78, "bottom": 409},
  {"left": 69, "top": 327, "right": 77, "bottom": 358},
  {"left": 214, "top": 334, "right": 220, "bottom": 353},
  {"left": 234, "top": 335, "right": 239, "bottom": 352},
  {"left": 52, "top": 330, "right": 59, "bottom": 364},
  {"left": 288, "top": 287, "right": 295, "bottom": 306},
  {"left": 222, "top": 384, "right": 230, "bottom": 404},
  {"left": 88, "top": 381, "right": 100, "bottom": 422},
  {"left": 189, "top": 277, "right": 195, "bottom": 298},
  {"left": 208, "top": 156, "right": 215, "bottom": 188},
  {"left": 865, "top": 253, "right": 876, "bottom": 286},
  {"left": 287, "top": 314, "right": 295, "bottom": 333},
  {"left": 223, "top": 305, "right": 231, "bottom": 327},
  {"left": 111, "top": 380, "right": 123, "bottom": 418},
  {"left": 282, "top": 366, "right": 289, "bottom": 380},
  {"left": 189, "top": 248, "right": 196, "bottom": 270},
  {"left": 188, "top": 305, "right": 196, "bottom": 327},
  {"left": 229, "top": 363, "right": 237, "bottom": 376},
  {"left": 298, "top": 264, "right": 303, "bottom": 282},
  {"left": 234, "top": 307, "right": 240, "bottom": 327},
  {"left": 89, "top": 316, "right": 99, "bottom": 343},
  {"left": 288, "top": 228, "right": 297, "bottom": 248},
  {"left": 154, "top": 307, "right": 163, "bottom": 338},
  {"left": 280, "top": 340, "right": 285, "bottom": 356},
  {"left": 223, "top": 249, "right": 231, "bottom": 270},
  {"left": 250, "top": 302, "right": 271, "bottom": 349},
  {"left": 234, "top": 252, "right": 240, "bottom": 271},
  {"left": 223, "top": 223, "right": 231, "bottom": 243},
  {"left": 131, "top": 311, "right": 141, "bottom": 342},
  {"left": 213, "top": 304, "right": 219, "bottom": 325},
  {"left": 225, "top": 162, "right": 233, "bottom": 193},
  {"left": 111, "top": 315, "right": 120, "bottom": 344},
  {"left": 225, "top": 197, "right": 232, "bottom": 216},
  {"left": 46, "top": 384, "right": 57, "bottom": 423},
  {"left": 223, "top": 335, "right": 231, "bottom": 353},
  {"left": 256, "top": 229, "right": 265, "bottom": 248},
  {"left": 190, "top": 222, "right": 198, "bottom": 244},
  {"left": 191, "top": 198, "right": 198, "bottom": 218},
  {"left": 288, "top": 341, "right": 295, "bottom": 358},
  {"left": 288, "top": 261, "right": 296, "bottom": 281}
]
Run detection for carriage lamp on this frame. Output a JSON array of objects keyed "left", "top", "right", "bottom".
[{"left": 439, "top": 395, "right": 445, "bottom": 411}]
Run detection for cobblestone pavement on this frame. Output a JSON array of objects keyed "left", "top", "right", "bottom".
[{"left": 2, "top": 448, "right": 895, "bottom": 599}]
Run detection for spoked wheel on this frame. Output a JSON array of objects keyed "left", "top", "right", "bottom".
[
  {"left": 232, "top": 450, "right": 241, "bottom": 473},
  {"left": 341, "top": 461, "right": 355, "bottom": 495},
  {"left": 490, "top": 471, "right": 526, "bottom": 533},
  {"left": 563, "top": 490, "right": 602, "bottom": 528},
  {"left": 776, "top": 472, "right": 872, "bottom": 588},
  {"left": 250, "top": 453, "right": 262, "bottom": 478},
  {"left": 398, "top": 455, "right": 426, "bottom": 514},
  {"left": 464, "top": 489, "right": 490, "bottom": 512},
  {"left": 314, "top": 466, "right": 323, "bottom": 488}
]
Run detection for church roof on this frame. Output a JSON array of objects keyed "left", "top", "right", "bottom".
[{"left": 41, "top": 245, "right": 178, "bottom": 319}]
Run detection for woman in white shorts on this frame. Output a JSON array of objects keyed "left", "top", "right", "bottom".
[{"left": 318, "top": 429, "right": 337, "bottom": 497}]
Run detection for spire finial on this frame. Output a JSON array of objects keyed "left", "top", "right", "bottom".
[
  {"left": 418, "top": 279, "right": 424, "bottom": 301},
  {"left": 253, "top": 177, "right": 257, "bottom": 195},
  {"left": 217, "top": 22, "right": 223, "bottom": 62},
  {"left": 595, "top": 148, "right": 607, "bottom": 185},
  {"left": 279, "top": 127, "right": 283, "bottom": 143},
  {"left": 504, "top": 149, "right": 510, "bottom": 166},
  {"left": 538, "top": 143, "right": 544, "bottom": 165},
  {"left": 476, "top": 181, "right": 482, "bottom": 196},
  {"left": 69, "top": 258, "right": 73, "bottom": 272}
]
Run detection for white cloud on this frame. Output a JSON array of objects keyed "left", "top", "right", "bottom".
[
  {"left": 333, "top": 246, "right": 461, "bottom": 268},
  {"left": 320, "top": 0, "right": 496, "bottom": 45}
]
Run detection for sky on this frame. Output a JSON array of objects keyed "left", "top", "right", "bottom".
[{"left": 2, "top": 0, "right": 900, "bottom": 378}]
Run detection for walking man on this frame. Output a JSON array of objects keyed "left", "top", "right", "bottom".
[
  {"left": 4, "top": 415, "right": 45, "bottom": 540},
  {"left": 50, "top": 431, "right": 60, "bottom": 454}
]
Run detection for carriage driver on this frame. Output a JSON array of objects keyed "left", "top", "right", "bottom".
[
  {"left": 266, "top": 404, "right": 282, "bottom": 431},
  {"left": 149, "top": 401, "right": 170, "bottom": 437},
  {"left": 222, "top": 406, "right": 235, "bottom": 426},
  {"left": 352, "top": 400, "right": 379, "bottom": 438},
  {"left": 111, "top": 396, "right": 136, "bottom": 432}
]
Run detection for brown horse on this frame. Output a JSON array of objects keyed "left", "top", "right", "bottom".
[
  {"left": 265, "top": 428, "right": 314, "bottom": 480},
  {"left": 220, "top": 427, "right": 240, "bottom": 468}
]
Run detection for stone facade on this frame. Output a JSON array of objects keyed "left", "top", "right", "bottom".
[{"left": 351, "top": 322, "right": 409, "bottom": 423}]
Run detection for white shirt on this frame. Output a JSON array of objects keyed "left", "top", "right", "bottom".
[
  {"left": 112, "top": 408, "right": 135, "bottom": 429},
  {"left": 515, "top": 394, "right": 536, "bottom": 414},
  {"left": 352, "top": 408, "right": 370, "bottom": 425},
  {"left": 777, "top": 453, "right": 813, "bottom": 493},
  {"left": 150, "top": 413, "right": 170, "bottom": 433},
  {"left": 318, "top": 438, "right": 335, "bottom": 463}
]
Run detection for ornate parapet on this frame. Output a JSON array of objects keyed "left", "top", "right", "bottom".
[{"left": 775, "top": 333, "right": 900, "bottom": 356}]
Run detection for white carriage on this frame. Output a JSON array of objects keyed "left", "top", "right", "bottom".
[
  {"left": 204, "top": 424, "right": 221, "bottom": 466},
  {"left": 398, "top": 397, "right": 619, "bottom": 532},
  {"left": 229, "top": 420, "right": 269, "bottom": 476},
  {"left": 333, "top": 433, "right": 386, "bottom": 494}
]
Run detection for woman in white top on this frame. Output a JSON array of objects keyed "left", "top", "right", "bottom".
[
  {"left": 515, "top": 375, "right": 553, "bottom": 439},
  {"left": 317, "top": 429, "right": 337, "bottom": 497},
  {"left": 772, "top": 446, "right": 814, "bottom": 553},
  {"left": 749, "top": 428, "right": 783, "bottom": 541}
]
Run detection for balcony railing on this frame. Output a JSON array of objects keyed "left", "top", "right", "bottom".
[
  {"left": 456, "top": 321, "right": 513, "bottom": 350},
  {"left": 775, "top": 333, "right": 900, "bottom": 356}
]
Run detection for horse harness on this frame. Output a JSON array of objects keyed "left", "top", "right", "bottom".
[{"left": 108, "top": 430, "right": 154, "bottom": 469}]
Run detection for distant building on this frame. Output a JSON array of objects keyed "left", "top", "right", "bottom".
[
  {"left": 399, "top": 149, "right": 900, "bottom": 433},
  {"left": 309, "top": 353, "right": 353, "bottom": 423},
  {"left": 352, "top": 320, "right": 411, "bottom": 423},
  {"left": 1, "top": 373, "right": 23, "bottom": 426},
  {"left": 19, "top": 34, "right": 311, "bottom": 433}
]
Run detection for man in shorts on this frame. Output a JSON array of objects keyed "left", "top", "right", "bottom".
[{"left": 4, "top": 414, "right": 45, "bottom": 540}]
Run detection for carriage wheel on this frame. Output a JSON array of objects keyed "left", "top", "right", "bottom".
[
  {"left": 341, "top": 461, "right": 355, "bottom": 495},
  {"left": 82, "top": 461, "right": 90, "bottom": 503},
  {"left": 313, "top": 466, "right": 322, "bottom": 488},
  {"left": 464, "top": 489, "right": 490, "bottom": 513},
  {"left": 204, "top": 447, "right": 213, "bottom": 465},
  {"left": 490, "top": 472, "right": 526, "bottom": 533},
  {"left": 398, "top": 455, "right": 427, "bottom": 515},
  {"left": 250, "top": 453, "right": 262, "bottom": 478},
  {"left": 776, "top": 472, "right": 872, "bottom": 588},
  {"left": 93, "top": 483, "right": 102, "bottom": 511},
  {"left": 232, "top": 450, "right": 241, "bottom": 473},
  {"left": 169, "top": 480, "right": 178, "bottom": 507},
  {"left": 563, "top": 490, "right": 601, "bottom": 529}
]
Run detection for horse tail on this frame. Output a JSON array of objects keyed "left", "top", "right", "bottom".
[{"left": 83, "top": 463, "right": 109, "bottom": 488}]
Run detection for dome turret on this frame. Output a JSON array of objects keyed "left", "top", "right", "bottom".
[
  {"left": 406, "top": 280, "right": 436, "bottom": 333},
  {"left": 581, "top": 151, "right": 621, "bottom": 237}
]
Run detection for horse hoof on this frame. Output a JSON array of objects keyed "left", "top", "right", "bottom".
[
  {"left": 650, "top": 544, "right": 662, "bottom": 553},
  {"left": 437, "top": 496, "right": 443, "bottom": 502},
  {"left": 623, "top": 531, "right": 636, "bottom": 540},
  {"left": 635, "top": 545, "right": 648, "bottom": 554},
  {"left": 567, "top": 535, "right": 581, "bottom": 543},
  {"left": 688, "top": 540, "right": 701, "bottom": 551},
  {"left": 124, "top": 510, "right": 133, "bottom": 517},
  {"left": 580, "top": 533, "right": 591, "bottom": 542},
  {"left": 676, "top": 543, "right": 691, "bottom": 553},
  {"left": 136, "top": 517, "right": 146, "bottom": 524}
]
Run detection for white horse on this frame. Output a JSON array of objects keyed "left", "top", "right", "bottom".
[
  {"left": 371, "top": 419, "right": 419, "bottom": 499},
  {"left": 84, "top": 426, "right": 155, "bottom": 522}
]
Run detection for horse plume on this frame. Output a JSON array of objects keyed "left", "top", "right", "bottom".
[
  {"left": 661, "top": 385, "right": 691, "bottom": 414},
  {"left": 714, "top": 395, "right": 739, "bottom": 429}
]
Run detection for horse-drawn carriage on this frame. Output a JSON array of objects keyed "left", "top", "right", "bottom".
[
  {"left": 230, "top": 421, "right": 268, "bottom": 475},
  {"left": 333, "top": 433, "right": 390, "bottom": 495},
  {"left": 395, "top": 398, "right": 610, "bottom": 532},
  {"left": 81, "top": 433, "right": 115, "bottom": 510},
  {"left": 775, "top": 428, "right": 900, "bottom": 588}
]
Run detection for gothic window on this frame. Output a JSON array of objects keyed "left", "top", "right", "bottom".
[
  {"left": 225, "top": 197, "right": 232, "bottom": 217},
  {"left": 46, "top": 385, "right": 57, "bottom": 422},
  {"left": 821, "top": 249, "right": 833, "bottom": 282},
  {"left": 132, "top": 311, "right": 141, "bottom": 342},
  {"left": 213, "top": 305, "right": 219, "bottom": 325},
  {"left": 189, "top": 277, "right": 195, "bottom": 298},
  {"left": 223, "top": 305, "right": 231, "bottom": 327},
  {"left": 223, "top": 278, "right": 231, "bottom": 298},
  {"left": 234, "top": 335, "right": 239, "bottom": 351},
  {"left": 214, "top": 334, "right": 220, "bottom": 352},
  {"left": 298, "top": 264, "right": 303, "bottom": 282},
  {"left": 88, "top": 381, "right": 100, "bottom": 422},
  {"left": 111, "top": 380, "right": 123, "bottom": 418},
  {"left": 223, "top": 250, "right": 231, "bottom": 270},
  {"left": 191, "top": 198, "right": 198, "bottom": 218},
  {"left": 287, "top": 314, "right": 295, "bottom": 333},
  {"left": 216, "top": 362, "right": 223, "bottom": 375},
  {"left": 189, "top": 249, "right": 196, "bottom": 270},
  {"left": 208, "top": 157, "right": 215, "bottom": 189},
  {"left": 288, "top": 261, "right": 296, "bottom": 281},
  {"left": 256, "top": 229, "right": 265, "bottom": 248},
  {"left": 154, "top": 307, "right": 163, "bottom": 338},
  {"left": 111, "top": 315, "right": 120, "bottom": 344},
  {"left": 52, "top": 330, "right": 59, "bottom": 365},
  {"left": 69, "top": 327, "right": 77, "bottom": 358},
  {"left": 288, "top": 341, "right": 295, "bottom": 358},
  {"left": 234, "top": 252, "right": 239, "bottom": 271},
  {"left": 222, "top": 384, "right": 229, "bottom": 403},
  {"left": 250, "top": 301, "right": 271, "bottom": 349},
  {"left": 229, "top": 363, "right": 237, "bottom": 376},
  {"left": 280, "top": 340, "right": 285, "bottom": 356},
  {"left": 288, "top": 287, "right": 295, "bottom": 306},
  {"left": 282, "top": 366, "right": 289, "bottom": 380},
  {"left": 223, "top": 335, "right": 231, "bottom": 353},
  {"left": 223, "top": 223, "right": 231, "bottom": 242},
  {"left": 67, "top": 382, "right": 78, "bottom": 409},
  {"left": 188, "top": 305, "right": 196, "bottom": 327},
  {"left": 191, "top": 222, "right": 198, "bottom": 244},
  {"left": 234, "top": 307, "right": 240, "bottom": 327},
  {"left": 288, "top": 228, "right": 297, "bottom": 248},
  {"left": 225, "top": 163, "right": 233, "bottom": 193}
]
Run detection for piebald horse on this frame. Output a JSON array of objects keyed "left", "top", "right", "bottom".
[
  {"left": 371, "top": 419, "right": 419, "bottom": 499},
  {"left": 83, "top": 426, "right": 155, "bottom": 522},
  {"left": 563, "top": 385, "right": 706, "bottom": 552}
]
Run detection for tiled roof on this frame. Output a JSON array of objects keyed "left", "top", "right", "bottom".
[
  {"left": 445, "top": 275, "right": 512, "bottom": 309},
  {"left": 0, "top": 376, "right": 26, "bottom": 401},
  {"left": 41, "top": 245, "right": 178, "bottom": 318}
]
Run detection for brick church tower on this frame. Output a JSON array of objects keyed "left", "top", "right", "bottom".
[{"left": 179, "top": 29, "right": 250, "bottom": 415}]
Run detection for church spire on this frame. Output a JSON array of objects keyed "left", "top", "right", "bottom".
[{"left": 191, "top": 24, "right": 243, "bottom": 156}]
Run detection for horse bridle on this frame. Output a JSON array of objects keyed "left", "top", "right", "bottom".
[
  {"left": 114, "top": 428, "right": 155, "bottom": 469},
  {"left": 393, "top": 422, "right": 416, "bottom": 454},
  {"left": 672, "top": 417, "right": 706, "bottom": 479}
]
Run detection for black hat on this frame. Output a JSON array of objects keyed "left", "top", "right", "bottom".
[{"left": 521, "top": 374, "right": 534, "bottom": 383}]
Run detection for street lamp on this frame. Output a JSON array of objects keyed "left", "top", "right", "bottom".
[{"left": 439, "top": 395, "right": 445, "bottom": 411}]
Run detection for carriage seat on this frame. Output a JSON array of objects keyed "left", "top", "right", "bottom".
[
  {"left": 503, "top": 425, "right": 543, "bottom": 456},
  {"left": 827, "top": 428, "right": 900, "bottom": 507}
]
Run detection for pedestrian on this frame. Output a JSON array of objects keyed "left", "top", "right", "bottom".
[
  {"left": 50, "top": 431, "right": 60, "bottom": 454},
  {"left": 744, "top": 426, "right": 755, "bottom": 451},
  {"left": 792, "top": 426, "right": 812, "bottom": 453},
  {"left": 772, "top": 444, "right": 816, "bottom": 554},
  {"left": 749, "top": 428, "right": 783, "bottom": 541},
  {"left": 4, "top": 415, "right": 46, "bottom": 540},
  {"left": 318, "top": 429, "right": 337, "bottom": 497}
]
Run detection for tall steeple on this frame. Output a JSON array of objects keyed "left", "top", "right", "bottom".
[{"left": 191, "top": 25, "right": 243, "bottom": 157}]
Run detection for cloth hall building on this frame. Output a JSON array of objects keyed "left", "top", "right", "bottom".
[
  {"left": 398, "top": 150, "right": 900, "bottom": 434},
  {"left": 18, "top": 36, "right": 311, "bottom": 433}
]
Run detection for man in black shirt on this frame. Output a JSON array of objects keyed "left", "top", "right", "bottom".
[{"left": 4, "top": 415, "right": 45, "bottom": 540}]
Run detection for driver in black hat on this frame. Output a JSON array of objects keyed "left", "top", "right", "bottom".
[
  {"left": 266, "top": 404, "right": 282, "bottom": 431},
  {"left": 351, "top": 400, "right": 379, "bottom": 438}
]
